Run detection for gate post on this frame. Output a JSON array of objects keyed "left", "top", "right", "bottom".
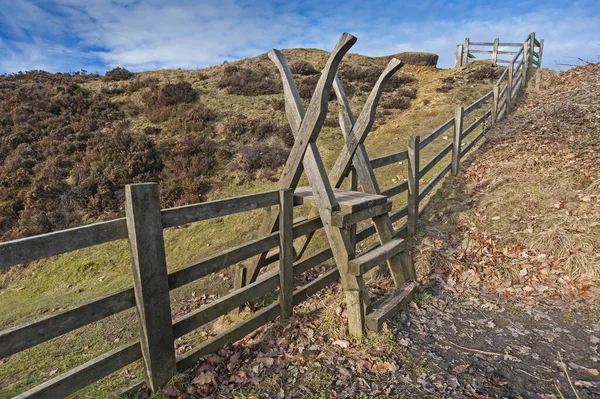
[{"left": 125, "top": 183, "right": 176, "bottom": 392}]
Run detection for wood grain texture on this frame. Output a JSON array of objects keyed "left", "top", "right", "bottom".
[
  {"left": 492, "top": 86, "right": 499, "bottom": 123},
  {"left": 369, "top": 149, "right": 409, "bottom": 169},
  {"left": 349, "top": 237, "right": 406, "bottom": 276},
  {"left": 278, "top": 189, "right": 294, "bottom": 320},
  {"left": 161, "top": 191, "right": 279, "bottom": 228},
  {"left": 407, "top": 136, "right": 420, "bottom": 236},
  {"left": 452, "top": 106, "right": 463, "bottom": 176},
  {"left": 0, "top": 218, "right": 127, "bottom": 270},
  {"left": 331, "top": 201, "right": 392, "bottom": 228},
  {"left": 125, "top": 183, "right": 176, "bottom": 391},
  {"left": 0, "top": 288, "right": 135, "bottom": 359}
]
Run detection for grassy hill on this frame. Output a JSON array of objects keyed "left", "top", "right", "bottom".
[{"left": 0, "top": 48, "right": 502, "bottom": 397}]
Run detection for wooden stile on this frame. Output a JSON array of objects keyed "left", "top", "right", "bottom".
[
  {"left": 462, "top": 38, "right": 470, "bottom": 65},
  {"left": 492, "top": 86, "right": 499, "bottom": 124},
  {"left": 125, "top": 183, "right": 176, "bottom": 392}
]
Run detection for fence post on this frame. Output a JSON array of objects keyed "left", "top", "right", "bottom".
[
  {"left": 125, "top": 183, "right": 176, "bottom": 392},
  {"left": 521, "top": 41, "right": 529, "bottom": 90},
  {"left": 452, "top": 107, "right": 464, "bottom": 176},
  {"left": 407, "top": 136, "right": 420, "bottom": 236},
  {"left": 492, "top": 86, "right": 499, "bottom": 124},
  {"left": 349, "top": 168, "right": 358, "bottom": 250},
  {"left": 462, "top": 38, "right": 470, "bottom": 66},
  {"left": 529, "top": 32, "right": 536, "bottom": 66},
  {"left": 492, "top": 38, "right": 499, "bottom": 63},
  {"left": 278, "top": 188, "right": 294, "bottom": 320},
  {"left": 507, "top": 62, "right": 514, "bottom": 111},
  {"left": 455, "top": 44, "right": 464, "bottom": 68},
  {"left": 537, "top": 39, "right": 544, "bottom": 69}
]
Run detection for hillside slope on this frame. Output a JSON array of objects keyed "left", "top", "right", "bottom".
[{"left": 0, "top": 49, "right": 501, "bottom": 397}]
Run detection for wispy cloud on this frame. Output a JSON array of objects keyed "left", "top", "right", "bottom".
[{"left": 0, "top": 0, "right": 598, "bottom": 74}]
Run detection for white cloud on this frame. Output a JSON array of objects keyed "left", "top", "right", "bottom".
[{"left": 0, "top": 0, "right": 598, "bottom": 74}]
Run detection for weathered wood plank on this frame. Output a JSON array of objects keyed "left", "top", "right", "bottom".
[
  {"left": 0, "top": 218, "right": 127, "bottom": 270},
  {"left": 365, "top": 282, "right": 417, "bottom": 331},
  {"left": 0, "top": 288, "right": 135, "bottom": 359},
  {"left": 278, "top": 189, "right": 294, "bottom": 320},
  {"left": 469, "top": 41, "right": 494, "bottom": 46},
  {"left": 419, "top": 117, "right": 454, "bottom": 149},
  {"left": 329, "top": 58, "right": 404, "bottom": 187},
  {"left": 419, "top": 142, "right": 453, "bottom": 178},
  {"left": 381, "top": 181, "right": 408, "bottom": 198},
  {"left": 498, "top": 42, "right": 524, "bottom": 47},
  {"left": 452, "top": 106, "right": 464, "bottom": 175},
  {"left": 349, "top": 238, "right": 406, "bottom": 276},
  {"left": 14, "top": 341, "right": 141, "bottom": 399},
  {"left": 369, "top": 149, "right": 409, "bottom": 169},
  {"left": 161, "top": 191, "right": 279, "bottom": 228},
  {"left": 495, "top": 59, "right": 514, "bottom": 64},
  {"left": 293, "top": 187, "right": 387, "bottom": 214},
  {"left": 492, "top": 86, "right": 499, "bottom": 124},
  {"left": 407, "top": 136, "right": 420, "bottom": 236},
  {"left": 469, "top": 49, "right": 493, "bottom": 54},
  {"left": 125, "top": 183, "right": 176, "bottom": 391},
  {"left": 419, "top": 162, "right": 452, "bottom": 201},
  {"left": 331, "top": 201, "right": 392, "bottom": 228},
  {"left": 463, "top": 90, "right": 493, "bottom": 117},
  {"left": 461, "top": 110, "right": 491, "bottom": 140}
]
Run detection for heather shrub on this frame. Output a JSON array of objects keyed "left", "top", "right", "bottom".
[
  {"left": 105, "top": 67, "right": 133, "bottom": 81},
  {"left": 160, "top": 134, "right": 217, "bottom": 205},
  {"left": 154, "top": 82, "right": 197, "bottom": 107},
  {"left": 217, "top": 66, "right": 281, "bottom": 96},
  {"left": 290, "top": 60, "right": 319, "bottom": 75},
  {"left": 381, "top": 93, "right": 412, "bottom": 110},
  {"left": 233, "top": 138, "right": 289, "bottom": 172},
  {"left": 222, "top": 116, "right": 293, "bottom": 147},
  {"left": 298, "top": 75, "right": 337, "bottom": 101}
]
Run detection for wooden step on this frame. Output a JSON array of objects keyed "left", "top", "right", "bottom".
[
  {"left": 294, "top": 187, "right": 387, "bottom": 214},
  {"left": 331, "top": 201, "right": 392, "bottom": 228},
  {"left": 348, "top": 237, "right": 406, "bottom": 276},
  {"left": 366, "top": 282, "right": 417, "bottom": 332}
]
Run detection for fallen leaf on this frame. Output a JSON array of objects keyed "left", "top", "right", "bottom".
[{"left": 333, "top": 339, "right": 350, "bottom": 349}]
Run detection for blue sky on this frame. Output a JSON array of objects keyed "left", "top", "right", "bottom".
[{"left": 1, "top": 0, "right": 598, "bottom": 74}]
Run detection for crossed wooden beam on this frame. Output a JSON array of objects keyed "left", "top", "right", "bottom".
[{"left": 234, "top": 33, "right": 414, "bottom": 334}]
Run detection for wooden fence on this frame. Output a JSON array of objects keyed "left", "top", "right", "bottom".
[{"left": 0, "top": 32, "right": 541, "bottom": 398}]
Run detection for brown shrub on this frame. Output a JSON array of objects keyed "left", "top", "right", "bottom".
[
  {"left": 396, "top": 86, "right": 417, "bottom": 99},
  {"left": 217, "top": 66, "right": 281, "bottom": 96},
  {"left": 222, "top": 116, "right": 293, "bottom": 147},
  {"left": 381, "top": 94, "right": 412, "bottom": 110},
  {"left": 160, "top": 134, "right": 217, "bottom": 205},
  {"left": 233, "top": 138, "right": 289, "bottom": 172},
  {"left": 290, "top": 60, "right": 319, "bottom": 75},
  {"left": 154, "top": 82, "right": 197, "bottom": 107},
  {"left": 105, "top": 67, "right": 133, "bottom": 81},
  {"left": 183, "top": 103, "right": 217, "bottom": 123}
]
